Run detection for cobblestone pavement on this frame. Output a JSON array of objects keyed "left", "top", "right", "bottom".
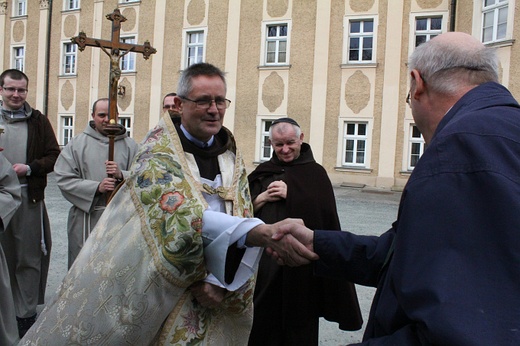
[{"left": 43, "top": 173, "right": 401, "bottom": 345}]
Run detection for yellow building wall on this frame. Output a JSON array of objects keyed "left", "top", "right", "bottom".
[{"left": 1, "top": 0, "right": 518, "bottom": 189}]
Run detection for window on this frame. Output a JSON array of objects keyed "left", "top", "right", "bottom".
[
  {"left": 265, "top": 24, "right": 288, "bottom": 65},
  {"left": 120, "top": 36, "right": 136, "bottom": 72},
  {"left": 343, "top": 122, "right": 367, "bottom": 166},
  {"left": 185, "top": 31, "right": 205, "bottom": 68},
  {"left": 64, "top": 0, "right": 80, "bottom": 10},
  {"left": 348, "top": 19, "right": 374, "bottom": 62},
  {"left": 12, "top": 47, "right": 25, "bottom": 72},
  {"left": 14, "top": 0, "right": 26, "bottom": 16},
  {"left": 62, "top": 43, "right": 77, "bottom": 75},
  {"left": 414, "top": 16, "right": 442, "bottom": 47},
  {"left": 482, "top": 0, "right": 508, "bottom": 43},
  {"left": 260, "top": 119, "right": 274, "bottom": 161},
  {"left": 119, "top": 117, "right": 132, "bottom": 137},
  {"left": 61, "top": 116, "right": 74, "bottom": 146},
  {"left": 408, "top": 125, "right": 425, "bottom": 170}
]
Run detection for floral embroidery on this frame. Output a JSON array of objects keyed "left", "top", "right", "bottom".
[
  {"left": 132, "top": 124, "right": 205, "bottom": 283},
  {"left": 134, "top": 116, "right": 256, "bottom": 343},
  {"left": 191, "top": 218, "right": 202, "bottom": 233},
  {"left": 160, "top": 192, "right": 185, "bottom": 213}
]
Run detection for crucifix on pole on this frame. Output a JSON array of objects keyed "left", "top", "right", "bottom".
[{"left": 71, "top": 8, "right": 156, "bottom": 201}]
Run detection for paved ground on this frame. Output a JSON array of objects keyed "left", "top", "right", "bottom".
[{"left": 42, "top": 173, "right": 401, "bottom": 345}]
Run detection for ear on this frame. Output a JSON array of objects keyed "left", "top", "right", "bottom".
[
  {"left": 299, "top": 132, "right": 304, "bottom": 141},
  {"left": 410, "top": 69, "right": 426, "bottom": 100},
  {"left": 174, "top": 96, "right": 183, "bottom": 112}
]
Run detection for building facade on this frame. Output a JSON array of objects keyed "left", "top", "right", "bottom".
[{"left": 1, "top": 0, "right": 517, "bottom": 189}]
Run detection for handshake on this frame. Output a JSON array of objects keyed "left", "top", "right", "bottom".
[{"left": 247, "top": 218, "right": 319, "bottom": 267}]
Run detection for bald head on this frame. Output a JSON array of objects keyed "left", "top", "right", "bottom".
[
  {"left": 409, "top": 31, "right": 498, "bottom": 95},
  {"left": 436, "top": 32, "right": 484, "bottom": 51}
]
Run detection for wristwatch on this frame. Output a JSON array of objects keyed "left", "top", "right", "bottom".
[{"left": 26, "top": 165, "right": 31, "bottom": 176}]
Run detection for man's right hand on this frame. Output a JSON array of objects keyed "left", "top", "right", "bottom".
[
  {"left": 246, "top": 219, "right": 318, "bottom": 267},
  {"left": 98, "top": 177, "right": 117, "bottom": 193},
  {"left": 267, "top": 219, "right": 316, "bottom": 266}
]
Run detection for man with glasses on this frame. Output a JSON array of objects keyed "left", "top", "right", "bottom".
[
  {"left": 21, "top": 63, "right": 312, "bottom": 344},
  {"left": 162, "top": 92, "right": 181, "bottom": 118},
  {"left": 268, "top": 32, "right": 520, "bottom": 344},
  {"left": 0, "top": 69, "right": 60, "bottom": 338}
]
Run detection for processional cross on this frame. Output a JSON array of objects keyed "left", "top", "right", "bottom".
[{"left": 71, "top": 9, "right": 156, "bottom": 201}]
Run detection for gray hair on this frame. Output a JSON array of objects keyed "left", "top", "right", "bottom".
[
  {"left": 177, "top": 63, "right": 227, "bottom": 98},
  {"left": 269, "top": 122, "right": 301, "bottom": 140},
  {"left": 408, "top": 37, "right": 499, "bottom": 95}
]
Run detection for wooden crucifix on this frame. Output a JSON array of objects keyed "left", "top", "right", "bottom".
[{"left": 71, "top": 9, "right": 156, "bottom": 201}]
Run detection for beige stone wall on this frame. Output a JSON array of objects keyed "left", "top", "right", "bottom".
[
  {"left": 234, "top": 0, "right": 265, "bottom": 167},
  {"left": 3, "top": 0, "right": 519, "bottom": 189}
]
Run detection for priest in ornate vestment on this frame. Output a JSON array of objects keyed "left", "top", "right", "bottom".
[{"left": 20, "top": 63, "right": 313, "bottom": 345}]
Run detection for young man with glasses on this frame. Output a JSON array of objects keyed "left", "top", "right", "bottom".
[
  {"left": 0, "top": 69, "right": 60, "bottom": 338},
  {"left": 21, "top": 63, "right": 312, "bottom": 345}
]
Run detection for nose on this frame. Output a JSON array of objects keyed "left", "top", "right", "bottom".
[{"left": 207, "top": 100, "right": 219, "bottom": 113}]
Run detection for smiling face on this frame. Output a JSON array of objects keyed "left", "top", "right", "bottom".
[
  {"left": 270, "top": 123, "right": 304, "bottom": 163},
  {"left": 177, "top": 75, "right": 226, "bottom": 142},
  {"left": 0, "top": 76, "right": 28, "bottom": 111}
]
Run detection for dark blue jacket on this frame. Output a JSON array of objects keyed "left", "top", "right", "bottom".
[{"left": 315, "top": 82, "right": 520, "bottom": 345}]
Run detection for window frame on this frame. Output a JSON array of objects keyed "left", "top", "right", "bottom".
[
  {"left": 62, "top": 42, "right": 77, "bottom": 75},
  {"left": 407, "top": 124, "right": 425, "bottom": 170},
  {"left": 14, "top": 0, "right": 27, "bottom": 17},
  {"left": 260, "top": 119, "right": 275, "bottom": 161},
  {"left": 119, "top": 116, "right": 133, "bottom": 137},
  {"left": 120, "top": 36, "right": 137, "bottom": 72},
  {"left": 255, "top": 117, "right": 279, "bottom": 162},
  {"left": 12, "top": 46, "right": 25, "bottom": 72},
  {"left": 481, "top": 0, "right": 509, "bottom": 43},
  {"left": 263, "top": 22, "right": 290, "bottom": 66},
  {"left": 60, "top": 115, "right": 74, "bottom": 146},
  {"left": 343, "top": 16, "right": 377, "bottom": 64},
  {"left": 341, "top": 121, "right": 370, "bottom": 167},
  {"left": 413, "top": 15, "right": 444, "bottom": 47},
  {"left": 64, "top": 0, "right": 80, "bottom": 10},
  {"left": 183, "top": 29, "right": 206, "bottom": 68}
]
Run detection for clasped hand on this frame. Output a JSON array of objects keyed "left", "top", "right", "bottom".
[{"left": 264, "top": 218, "right": 318, "bottom": 267}]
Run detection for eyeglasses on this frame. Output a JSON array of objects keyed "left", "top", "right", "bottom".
[
  {"left": 163, "top": 105, "right": 176, "bottom": 110},
  {"left": 180, "top": 96, "right": 231, "bottom": 110},
  {"left": 2, "top": 86, "right": 28, "bottom": 95}
]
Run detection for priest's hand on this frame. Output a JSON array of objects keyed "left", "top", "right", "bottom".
[
  {"left": 98, "top": 177, "right": 117, "bottom": 193},
  {"left": 189, "top": 281, "right": 226, "bottom": 308},
  {"left": 267, "top": 180, "right": 287, "bottom": 199},
  {"left": 105, "top": 160, "right": 123, "bottom": 180},
  {"left": 246, "top": 219, "right": 318, "bottom": 266},
  {"left": 252, "top": 180, "right": 287, "bottom": 211},
  {"left": 267, "top": 220, "right": 316, "bottom": 266}
]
